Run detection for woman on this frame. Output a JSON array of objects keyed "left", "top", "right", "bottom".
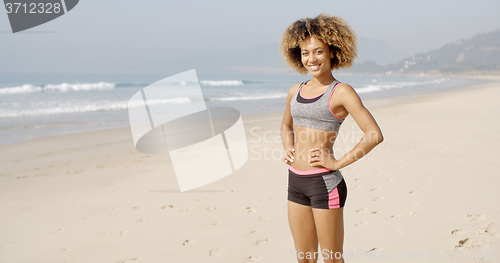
[{"left": 280, "top": 14, "right": 383, "bottom": 263}]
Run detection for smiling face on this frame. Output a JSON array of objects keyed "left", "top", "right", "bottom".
[{"left": 300, "top": 36, "right": 334, "bottom": 77}]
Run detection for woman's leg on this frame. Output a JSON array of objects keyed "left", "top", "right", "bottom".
[
  {"left": 312, "top": 207, "right": 345, "bottom": 263},
  {"left": 288, "top": 201, "right": 319, "bottom": 263}
]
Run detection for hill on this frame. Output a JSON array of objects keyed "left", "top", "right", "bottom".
[
  {"left": 143, "top": 29, "right": 500, "bottom": 75},
  {"left": 394, "top": 28, "right": 500, "bottom": 74},
  {"left": 346, "top": 28, "right": 500, "bottom": 75}
]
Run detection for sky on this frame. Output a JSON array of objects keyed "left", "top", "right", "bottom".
[{"left": 1, "top": 0, "right": 499, "bottom": 75}]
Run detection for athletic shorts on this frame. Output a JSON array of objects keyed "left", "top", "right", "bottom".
[{"left": 287, "top": 166, "right": 347, "bottom": 209}]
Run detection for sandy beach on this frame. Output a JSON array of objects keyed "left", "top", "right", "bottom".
[{"left": 1, "top": 79, "right": 499, "bottom": 262}]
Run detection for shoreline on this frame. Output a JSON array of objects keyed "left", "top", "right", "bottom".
[
  {"left": 336, "top": 69, "right": 500, "bottom": 79},
  {"left": 0, "top": 75, "right": 492, "bottom": 148}
]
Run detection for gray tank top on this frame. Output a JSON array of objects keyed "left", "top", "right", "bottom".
[{"left": 290, "top": 80, "right": 345, "bottom": 132}]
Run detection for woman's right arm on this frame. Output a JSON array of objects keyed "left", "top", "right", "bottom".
[{"left": 281, "top": 83, "right": 300, "bottom": 165}]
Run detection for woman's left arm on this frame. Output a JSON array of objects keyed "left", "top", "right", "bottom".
[{"left": 309, "top": 83, "right": 384, "bottom": 170}]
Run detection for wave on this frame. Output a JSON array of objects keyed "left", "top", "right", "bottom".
[
  {"left": 116, "top": 80, "right": 249, "bottom": 88},
  {"left": 128, "top": 97, "right": 191, "bottom": 107},
  {"left": 121, "top": 80, "right": 246, "bottom": 87},
  {"left": 207, "top": 93, "right": 287, "bottom": 101},
  {"left": 0, "top": 79, "right": 249, "bottom": 95},
  {"left": 115, "top": 82, "right": 151, "bottom": 88},
  {"left": 0, "top": 82, "right": 115, "bottom": 95},
  {"left": 0, "top": 97, "right": 191, "bottom": 118},
  {"left": 200, "top": 80, "right": 244, "bottom": 86},
  {"left": 0, "top": 121, "right": 129, "bottom": 131},
  {"left": 355, "top": 79, "right": 447, "bottom": 94}
]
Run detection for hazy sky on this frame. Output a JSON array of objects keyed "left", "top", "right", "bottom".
[{"left": 1, "top": 0, "right": 499, "bottom": 74}]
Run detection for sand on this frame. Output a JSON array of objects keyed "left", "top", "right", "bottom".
[{"left": 1, "top": 80, "right": 499, "bottom": 262}]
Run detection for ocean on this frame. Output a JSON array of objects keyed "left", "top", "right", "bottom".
[{"left": 0, "top": 72, "right": 480, "bottom": 145}]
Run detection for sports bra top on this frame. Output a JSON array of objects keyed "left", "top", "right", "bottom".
[{"left": 290, "top": 80, "right": 345, "bottom": 133}]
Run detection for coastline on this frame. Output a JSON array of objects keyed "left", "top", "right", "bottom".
[
  {"left": 0, "top": 74, "right": 489, "bottom": 148},
  {"left": 337, "top": 70, "right": 500, "bottom": 81},
  {"left": 1, "top": 80, "right": 499, "bottom": 262}
]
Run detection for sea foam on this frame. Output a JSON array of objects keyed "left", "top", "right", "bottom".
[
  {"left": 0, "top": 97, "right": 191, "bottom": 118},
  {"left": 200, "top": 80, "right": 244, "bottom": 86},
  {"left": 0, "top": 82, "right": 115, "bottom": 95}
]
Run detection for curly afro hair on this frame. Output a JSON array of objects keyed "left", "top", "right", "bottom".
[{"left": 280, "top": 14, "right": 357, "bottom": 75}]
